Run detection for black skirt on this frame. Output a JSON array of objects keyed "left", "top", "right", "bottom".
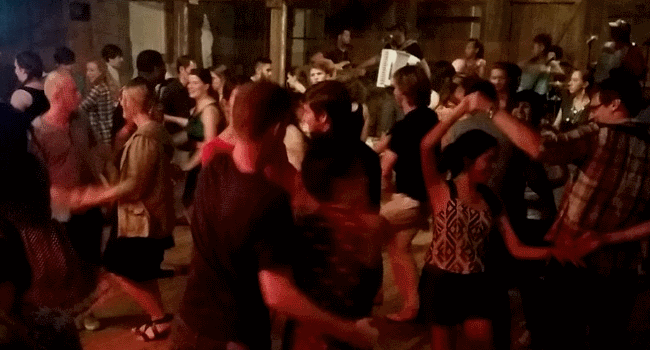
[
  {"left": 417, "top": 265, "right": 498, "bottom": 326},
  {"left": 182, "top": 166, "right": 201, "bottom": 208},
  {"left": 103, "top": 235, "right": 174, "bottom": 282}
]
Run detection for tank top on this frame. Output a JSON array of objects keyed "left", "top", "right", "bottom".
[
  {"left": 186, "top": 102, "right": 224, "bottom": 142},
  {"left": 19, "top": 87, "right": 49, "bottom": 122},
  {"left": 425, "top": 181, "right": 498, "bottom": 274},
  {"left": 558, "top": 97, "right": 589, "bottom": 132}
]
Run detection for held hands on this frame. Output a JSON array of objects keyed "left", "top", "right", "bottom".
[
  {"left": 463, "top": 92, "right": 495, "bottom": 116},
  {"left": 548, "top": 231, "right": 602, "bottom": 267},
  {"left": 50, "top": 185, "right": 108, "bottom": 212}
]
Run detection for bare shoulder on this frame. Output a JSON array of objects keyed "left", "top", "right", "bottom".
[{"left": 11, "top": 89, "right": 33, "bottom": 111}]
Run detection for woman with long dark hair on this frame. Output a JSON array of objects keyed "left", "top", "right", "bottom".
[
  {"left": 452, "top": 38, "right": 486, "bottom": 79},
  {"left": 489, "top": 62, "right": 521, "bottom": 111},
  {"left": 418, "top": 91, "right": 569, "bottom": 350}
]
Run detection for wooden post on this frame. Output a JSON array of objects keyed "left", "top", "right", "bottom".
[
  {"left": 164, "top": 0, "right": 175, "bottom": 65},
  {"left": 483, "top": 0, "right": 512, "bottom": 64},
  {"left": 174, "top": 0, "right": 189, "bottom": 58},
  {"left": 267, "top": 0, "right": 287, "bottom": 85}
]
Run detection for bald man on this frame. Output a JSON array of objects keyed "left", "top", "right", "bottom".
[{"left": 30, "top": 69, "right": 104, "bottom": 265}]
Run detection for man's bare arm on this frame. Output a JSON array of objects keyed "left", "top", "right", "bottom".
[
  {"left": 258, "top": 269, "right": 377, "bottom": 349},
  {"left": 601, "top": 220, "right": 650, "bottom": 246}
]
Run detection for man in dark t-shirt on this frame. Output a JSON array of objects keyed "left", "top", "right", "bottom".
[
  {"left": 174, "top": 81, "right": 377, "bottom": 350},
  {"left": 379, "top": 65, "right": 438, "bottom": 322},
  {"left": 161, "top": 55, "right": 195, "bottom": 120},
  {"left": 324, "top": 28, "right": 352, "bottom": 65},
  {"left": 179, "top": 152, "right": 294, "bottom": 349},
  {"left": 386, "top": 23, "right": 423, "bottom": 60},
  {"left": 299, "top": 80, "right": 381, "bottom": 211},
  {"left": 111, "top": 50, "right": 167, "bottom": 147},
  {"left": 289, "top": 145, "right": 387, "bottom": 349}
]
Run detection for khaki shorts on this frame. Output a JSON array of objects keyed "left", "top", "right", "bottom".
[{"left": 380, "top": 193, "right": 429, "bottom": 230}]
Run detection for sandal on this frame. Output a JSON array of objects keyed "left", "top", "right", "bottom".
[{"left": 132, "top": 313, "right": 174, "bottom": 341}]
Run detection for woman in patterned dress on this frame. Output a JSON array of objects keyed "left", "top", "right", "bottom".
[{"left": 418, "top": 90, "right": 571, "bottom": 350}]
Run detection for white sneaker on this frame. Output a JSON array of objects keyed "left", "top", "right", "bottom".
[{"left": 83, "top": 315, "right": 100, "bottom": 331}]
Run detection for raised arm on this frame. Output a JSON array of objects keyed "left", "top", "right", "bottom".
[
  {"left": 419, "top": 58, "right": 431, "bottom": 80},
  {"left": 286, "top": 73, "right": 307, "bottom": 94},
  {"left": 477, "top": 59, "right": 487, "bottom": 79},
  {"left": 420, "top": 94, "right": 483, "bottom": 209},
  {"left": 491, "top": 109, "right": 543, "bottom": 159}
]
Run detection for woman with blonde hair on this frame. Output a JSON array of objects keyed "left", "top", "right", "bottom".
[{"left": 79, "top": 58, "right": 119, "bottom": 145}]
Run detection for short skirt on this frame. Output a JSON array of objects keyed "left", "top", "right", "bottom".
[
  {"left": 103, "top": 235, "right": 174, "bottom": 282},
  {"left": 417, "top": 265, "right": 498, "bottom": 326}
]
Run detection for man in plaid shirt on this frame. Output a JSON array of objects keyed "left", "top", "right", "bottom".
[{"left": 485, "top": 71, "right": 649, "bottom": 349}]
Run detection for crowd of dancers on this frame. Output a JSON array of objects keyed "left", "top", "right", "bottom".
[{"left": 1, "top": 18, "right": 650, "bottom": 350}]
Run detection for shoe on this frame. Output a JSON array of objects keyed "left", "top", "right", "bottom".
[
  {"left": 132, "top": 313, "right": 174, "bottom": 342},
  {"left": 83, "top": 315, "right": 101, "bottom": 331}
]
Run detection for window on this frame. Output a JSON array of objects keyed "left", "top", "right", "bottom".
[{"left": 290, "top": 8, "right": 324, "bottom": 68}]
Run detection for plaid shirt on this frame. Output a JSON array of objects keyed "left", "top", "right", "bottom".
[
  {"left": 541, "top": 121, "right": 650, "bottom": 256},
  {"left": 79, "top": 83, "right": 116, "bottom": 144}
]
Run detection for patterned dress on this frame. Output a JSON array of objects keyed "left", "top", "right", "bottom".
[
  {"left": 426, "top": 191, "right": 492, "bottom": 274},
  {"left": 418, "top": 182, "right": 500, "bottom": 326}
]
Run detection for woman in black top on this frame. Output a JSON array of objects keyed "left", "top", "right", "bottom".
[
  {"left": 552, "top": 69, "right": 591, "bottom": 132},
  {"left": 11, "top": 51, "right": 49, "bottom": 123}
]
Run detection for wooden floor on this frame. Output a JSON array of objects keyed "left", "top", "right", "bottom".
[{"left": 79, "top": 226, "right": 530, "bottom": 350}]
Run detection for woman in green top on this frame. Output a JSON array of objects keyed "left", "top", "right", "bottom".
[{"left": 165, "top": 68, "right": 225, "bottom": 208}]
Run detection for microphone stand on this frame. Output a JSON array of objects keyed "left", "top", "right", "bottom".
[
  {"left": 587, "top": 40, "right": 594, "bottom": 70},
  {"left": 642, "top": 38, "right": 650, "bottom": 89}
]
